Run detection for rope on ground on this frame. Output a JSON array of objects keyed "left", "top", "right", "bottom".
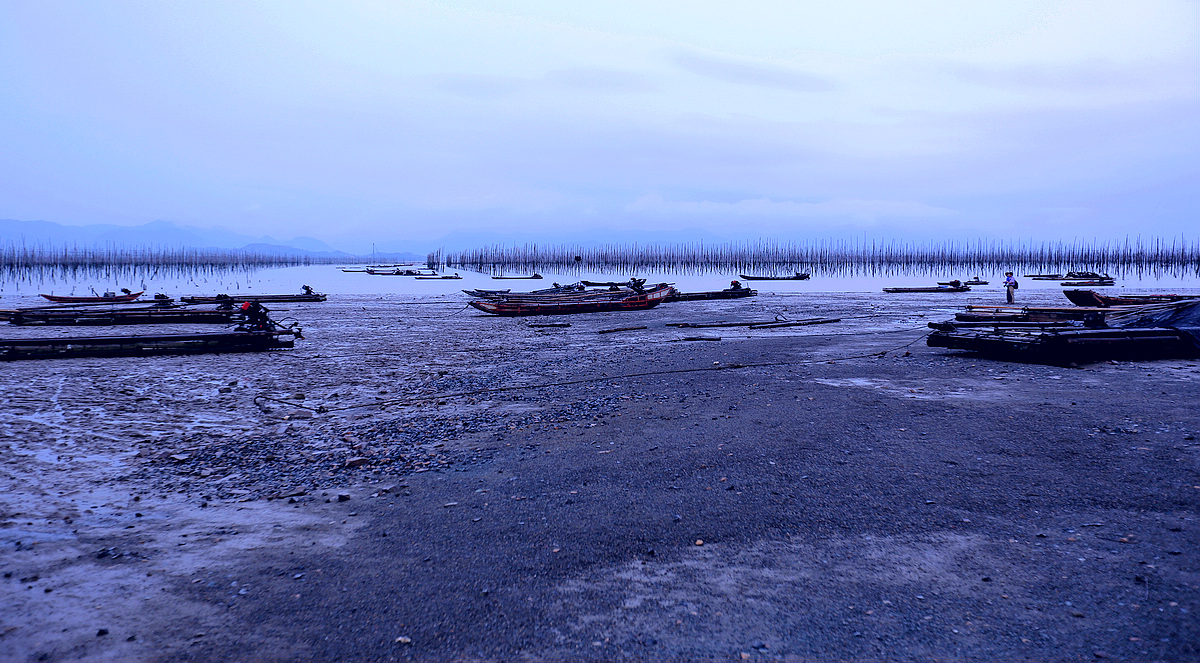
[{"left": 254, "top": 328, "right": 933, "bottom": 414}]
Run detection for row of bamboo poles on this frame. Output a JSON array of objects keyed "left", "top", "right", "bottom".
[
  {"left": 443, "top": 237, "right": 1200, "bottom": 277},
  {"left": 1, "top": 243, "right": 341, "bottom": 283}
]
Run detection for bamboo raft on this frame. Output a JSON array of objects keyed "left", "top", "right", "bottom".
[{"left": 0, "top": 330, "right": 297, "bottom": 361}]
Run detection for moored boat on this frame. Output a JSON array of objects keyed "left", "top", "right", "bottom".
[
  {"left": 0, "top": 329, "right": 297, "bottom": 361},
  {"left": 492, "top": 273, "right": 542, "bottom": 280},
  {"left": 470, "top": 284, "right": 675, "bottom": 316},
  {"left": 737, "top": 272, "right": 810, "bottom": 281},
  {"left": 664, "top": 288, "right": 757, "bottom": 302},
  {"left": 181, "top": 287, "right": 326, "bottom": 304},
  {"left": 1063, "top": 290, "right": 1198, "bottom": 308},
  {"left": 883, "top": 285, "right": 971, "bottom": 293},
  {"left": 1061, "top": 280, "right": 1115, "bottom": 287},
  {"left": 40, "top": 289, "right": 143, "bottom": 303}
]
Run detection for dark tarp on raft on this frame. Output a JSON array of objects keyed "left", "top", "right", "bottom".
[{"left": 1114, "top": 300, "right": 1200, "bottom": 350}]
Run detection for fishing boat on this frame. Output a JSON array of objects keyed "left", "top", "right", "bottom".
[
  {"left": 470, "top": 284, "right": 675, "bottom": 316},
  {"left": 664, "top": 288, "right": 757, "bottom": 302},
  {"left": 40, "top": 289, "right": 143, "bottom": 303},
  {"left": 1061, "top": 280, "right": 1115, "bottom": 287},
  {"left": 940, "top": 278, "right": 988, "bottom": 286},
  {"left": 492, "top": 273, "right": 542, "bottom": 280},
  {"left": 0, "top": 329, "right": 297, "bottom": 361},
  {"left": 1063, "top": 290, "right": 1198, "bottom": 308},
  {"left": 883, "top": 285, "right": 971, "bottom": 293},
  {"left": 1029, "top": 271, "right": 1110, "bottom": 282},
  {"left": 367, "top": 268, "right": 437, "bottom": 276},
  {"left": 415, "top": 274, "right": 462, "bottom": 280},
  {"left": 181, "top": 288, "right": 326, "bottom": 304},
  {"left": 737, "top": 272, "right": 810, "bottom": 281},
  {"left": 462, "top": 288, "right": 510, "bottom": 298}
]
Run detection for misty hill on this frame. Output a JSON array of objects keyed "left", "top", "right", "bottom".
[{"left": 0, "top": 218, "right": 378, "bottom": 259}]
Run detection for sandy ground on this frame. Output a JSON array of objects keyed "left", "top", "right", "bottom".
[{"left": 1, "top": 290, "right": 1197, "bottom": 662}]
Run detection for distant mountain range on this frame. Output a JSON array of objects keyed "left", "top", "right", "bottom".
[{"left": 0, "top": 218, "right": 426, "bottom": 261}]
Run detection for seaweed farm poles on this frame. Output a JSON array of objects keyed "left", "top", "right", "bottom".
[{"left": 444, "top": 236, "right": 1200, "bottom": 277}]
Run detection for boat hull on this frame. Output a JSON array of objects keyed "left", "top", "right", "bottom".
[
  {"left": 1064, "top": 289, "right": 1197, "bottom": 307},
  {"left": 181, "top": 294, "right": 326, "bottom": 303},
  {"left": 664, "top": 289, "right": 757, "bottom": 302},
  {"left": 883, "top": 286, "right": 970, "bottom": 293},
  {"left": 40, "top": 291, "right": 144, "bottom": 303},
  {"left": 738, "top": 273, "right": 810, "bottom": 281},
  {"left": 470, "top": 285, "right": 675, "bottom": 316},
  {"left": 0, "top": 330, "right": 295, "bottom": 361}
]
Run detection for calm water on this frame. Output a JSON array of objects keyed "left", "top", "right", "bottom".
[{"left": 2, "top": 264, "right": 1199, "bottom": 306}]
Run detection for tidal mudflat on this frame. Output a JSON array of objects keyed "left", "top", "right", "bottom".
[{"left": 1, "top": 290, "right": 1197, "bottom": 661}]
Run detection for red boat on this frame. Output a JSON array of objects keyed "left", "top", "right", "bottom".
[
  {"left": 1063, "top": 289, "right": 1199, "bottom": 307},
  {"left": 470, "top": 284, "right": 675, "bottom": 316},
  {"left": 40, "top": 290, "right": 144, "bottom": 303}
]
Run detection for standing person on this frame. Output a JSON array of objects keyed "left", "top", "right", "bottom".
[{"left": 1003, "top": 272, "right": 1018, "bottom": 304}]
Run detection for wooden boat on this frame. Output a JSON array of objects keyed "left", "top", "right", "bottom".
[
  {"left": 415, "top": 274, "right": 462, "bottom": 280},
  {"left": 1061, "top": 280, "right": 1115, "bottom": 287},
  {"left": 181, "top": 289, "right": 326, "bottom": 304},
  {"left": 9, "top": 308, "right": 237, "bottom": 326},
  {"left": 470, "top": 284, "right": 601, "bottom": 301},
  {"left": 492, "top": 273, "right": 542, "bottom": 280},
  {"left": 0, "top": 330, "right": 296, "bottom": 361},
  {"left": 1029, "top": 271, "right": 1111, "bottom": 282},
  {"left": 367, "top": 268, "right": 435, "bottom": 276},
  {"left": 470, "top": 284, "right": 675, "bottom": 316},
  {"left": 463, "top": 288, "right": 510, "bottom": 298},
  {"left": 883, "top": 285, "right": 970, "bottom": 293},
  {"left": 40, "top": 290, "right": 143, "bottom": 303},
  {"left": 1063, "top": 290, "right": 1197, "bottom": 307},
  {"left": 939, "top": 279, "right": 988, "bottom": 286},
  {"left": 664, "top": 288, "right": 757, "bottom": 302},
  {"left": 927, "top": 327, "right": 1199, "bottom": 365},
  {"left": 738, "top": 272, "right": 810, "bottom": 281}
]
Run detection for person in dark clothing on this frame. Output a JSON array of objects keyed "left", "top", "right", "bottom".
[{"left": 240, "top": 301, "right": 272, "bottom": 330}]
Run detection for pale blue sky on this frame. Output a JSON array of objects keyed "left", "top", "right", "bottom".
[{"left": 1, "top": 1, "right": 1197, "bottom": 249}]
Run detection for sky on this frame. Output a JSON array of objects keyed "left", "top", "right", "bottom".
[{"left": 1, "top": 1, "right": 1197, "bottom": 251}]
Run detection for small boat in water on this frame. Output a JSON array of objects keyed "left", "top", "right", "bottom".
[
  {"left": 1063, "top": 289, "right": 1198, "bottom": 307},
  {"left": 415, "top": 274, "right": 462, "bottom": 280},
  {"left": 40, "top": 289, "right": 143, "bottom": 303},
  {"left": 470, "top": 284, "right": 675, "bottom": 316},
  {"left": 738, "top": 272, "right": 810, "bottom": 281},
  {"left": 883, "top": 285, "right": 971, "bottom": 293},
  {"left": 492, "top": 273, "right": 542, "bottom": 280},
  {"left": 940, "top": 278, "right": 988, "bottom": 286},
  {"left": 1061, "top": 280, "right": 1115, "bottom": 287}
]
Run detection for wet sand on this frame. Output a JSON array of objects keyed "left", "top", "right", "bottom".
[{"left": 1, "top": 290, "right": 1197, "bottom": 662}]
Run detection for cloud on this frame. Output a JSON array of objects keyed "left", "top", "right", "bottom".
[
  {"left": 626, "top": 194, "right": 954, "bottom": 220},
  {"left": 674, "top": 53, "right": 835, "bottom": 93},
  {"left": 542, "top": 68, "right": 657, "bottom": 92}
]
